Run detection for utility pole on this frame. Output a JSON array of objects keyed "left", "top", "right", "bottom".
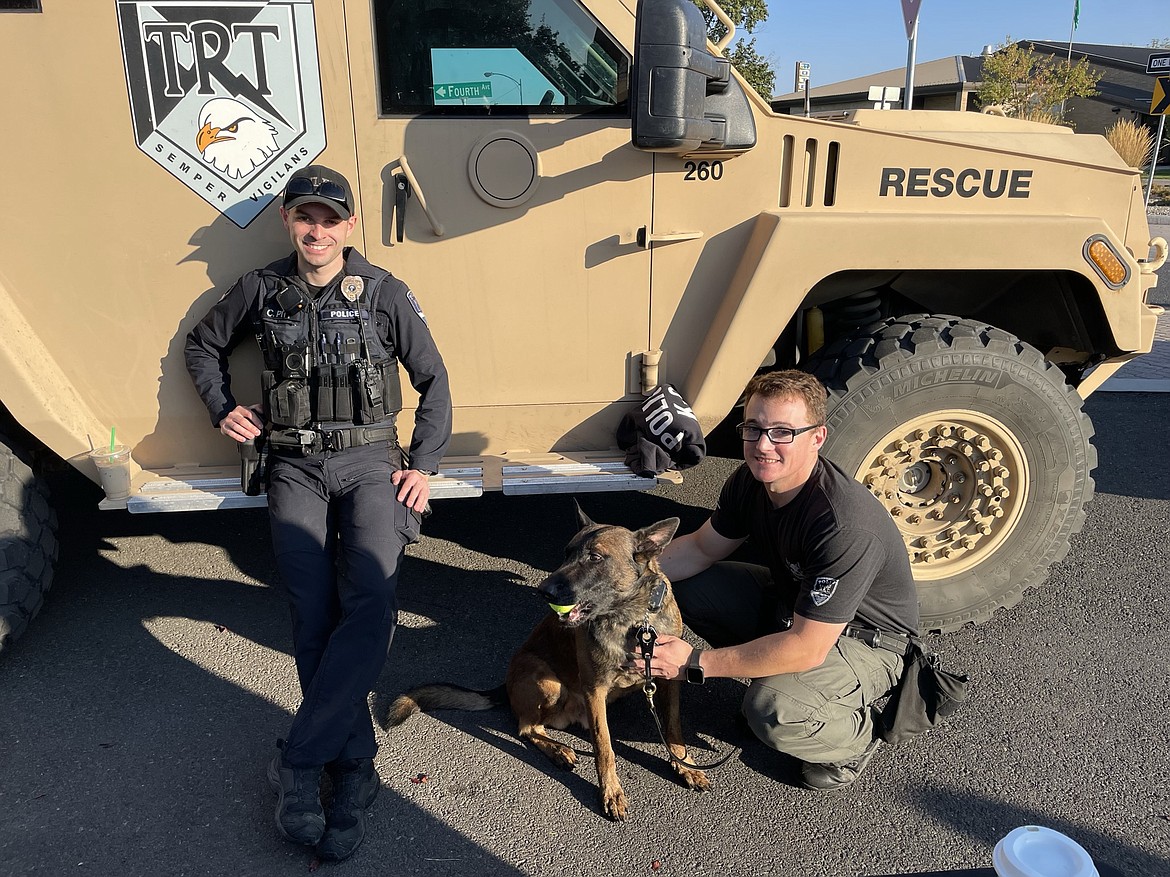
[{"left": 901, "top": 0, "right": 923, "bottom": 109}]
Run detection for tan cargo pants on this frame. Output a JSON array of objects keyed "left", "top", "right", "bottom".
[{"left": 673, "top": 562, "right": 903, "bottom": 765}]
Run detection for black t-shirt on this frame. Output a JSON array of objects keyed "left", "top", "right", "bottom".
[{"left": 709, "top": 458, "right": 919, "bottom": 637}]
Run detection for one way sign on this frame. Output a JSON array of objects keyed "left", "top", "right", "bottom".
[{"left": 1147, "top": 52, "right": 1170, "bottom": 75}]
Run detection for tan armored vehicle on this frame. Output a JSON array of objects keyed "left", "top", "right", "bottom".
[{"left": 0, "top": 0, "right": 1164, "bottom": 651}]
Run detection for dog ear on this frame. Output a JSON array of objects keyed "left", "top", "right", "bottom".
[
  {"left": 574, "top": 499, "right": 596, "bottom": 530},
  {"left": 633, "top": 517, "right": 680, "bottom": 559}
]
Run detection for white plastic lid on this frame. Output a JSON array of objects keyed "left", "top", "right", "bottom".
[{"left": 992, "top": 826, "right": 1100, "bottom": 877}]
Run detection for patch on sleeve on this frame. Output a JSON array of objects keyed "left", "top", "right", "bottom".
[
  {"left": 810, "top": 576, "right": 839, "bottom": 606},
  {"left": 405, "top": 289, "right": 428, "bottom": 326}
]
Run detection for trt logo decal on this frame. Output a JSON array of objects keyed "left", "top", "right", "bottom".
[{"left": 116, "top": 0, "right": 326, "bottom": 228}]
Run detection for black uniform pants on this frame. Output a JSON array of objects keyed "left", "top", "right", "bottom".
[{"left": 266, "top": 442, "right": 420, "bottom": 768}]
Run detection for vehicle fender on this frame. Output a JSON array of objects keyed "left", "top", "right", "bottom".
[
  {"left": 681, "top": 210, "right": 1149, "bottom": 426},
  {"left": 0, "top": 275, "right": 124, "bottom": 479}
]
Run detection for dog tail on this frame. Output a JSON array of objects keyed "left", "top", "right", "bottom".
[{"left": 381, "top": 683, "right": 507, "bottom": 729}]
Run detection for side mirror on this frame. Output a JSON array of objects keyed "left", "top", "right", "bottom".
[{"left": 630, "top": 0, "right": 755, "bottom": 153}]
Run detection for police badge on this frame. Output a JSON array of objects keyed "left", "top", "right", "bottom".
[{"left": 341, "top": 275, "right": 364, "bottom": 302}]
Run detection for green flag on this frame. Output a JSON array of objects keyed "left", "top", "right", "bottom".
[{"left": 1073, "top": 0, "right": 1080, "bottom": 29}]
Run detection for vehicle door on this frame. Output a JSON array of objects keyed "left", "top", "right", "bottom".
[{"left": 343, "top": 0, "right": 651, "bottom": 454}]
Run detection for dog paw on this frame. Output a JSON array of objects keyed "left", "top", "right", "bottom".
[
  {"left": 551, "top": 746, "right": 578, "bottom": 771},
  {"left": 676, "top": 765, "right": 711, "bottom": 792},
  {"left": 600, "top": 786, "right": 629, "bottom": 822}
]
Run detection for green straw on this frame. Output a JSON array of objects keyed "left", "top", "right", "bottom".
[{"left": 110, "top": 427, "right": 116, "bottom": 453}]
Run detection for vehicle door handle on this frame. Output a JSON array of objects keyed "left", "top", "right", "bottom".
[
  {"left": 390, "top": 156, "right": 444, "bottom": 241},
  {"left": 392, "top": 173, "right": 411, "bottom": 243},
  {"left": 636, "top": 227, "right": 703, "bottom": 248}
]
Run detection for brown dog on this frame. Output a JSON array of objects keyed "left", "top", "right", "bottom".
[{"left": 384, "top": 507, "right": 710, "bottom": 821}]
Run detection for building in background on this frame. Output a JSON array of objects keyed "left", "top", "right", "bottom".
[{"left": 771, "top": 41, "right": 1161, "bottom": 152}]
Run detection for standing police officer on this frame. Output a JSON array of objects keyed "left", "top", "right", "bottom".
[{"left": 185, "top": 165, "right": 451, "bottom": 861}]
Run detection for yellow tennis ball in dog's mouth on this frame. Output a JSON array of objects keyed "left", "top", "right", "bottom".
[{"left": 548, "top": 603, "right": 576, "bottom": 617}]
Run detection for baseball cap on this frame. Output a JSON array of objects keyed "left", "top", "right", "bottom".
[{"left": 282, "top": 165, "right": 354, "bottom": 219}]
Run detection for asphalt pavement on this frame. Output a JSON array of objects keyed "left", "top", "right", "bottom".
[{"left": 1, "top": 389, "right": 1168, "bottom": 877}]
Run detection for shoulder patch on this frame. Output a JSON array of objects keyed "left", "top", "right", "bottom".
[
  {"left": 810, "top": 576, "right": 839, "bottom": 607},
  {"left": 405, "top": 289, "right": 428, "bottom": 326}
]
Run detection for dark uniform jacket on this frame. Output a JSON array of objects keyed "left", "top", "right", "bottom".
[{"left": 184, "top": 248, "right": 451, "bottom": 473}]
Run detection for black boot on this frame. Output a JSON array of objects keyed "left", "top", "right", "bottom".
[
  {"left": 267, "top": 753, "right": 325, "bottom": 845},
  {"left": 800, "top": 737, "right": 883, "bottom": 792},
  {"left": 317, "top": 759, "right": 380, "bottom": 862}
]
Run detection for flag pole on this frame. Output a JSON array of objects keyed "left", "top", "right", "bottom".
[{"left": 1061, "top": 0, "right": 1079, "bottom": 117}]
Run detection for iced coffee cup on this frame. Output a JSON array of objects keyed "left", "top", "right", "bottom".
[{"left": 89, "top": 444, "right": 132, "bottom": 500}]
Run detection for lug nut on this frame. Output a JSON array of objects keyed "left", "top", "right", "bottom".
[
  {"left": 914, "top": 429, "right": 930, "bottom": 441},
  {"left": 987, "top": 449, "right": 1003, "bottom": 461},
  {"left": 956, "top": 427, "right": 971, "bottom": 440},
  {"left": 960, "top": 536, "right": 976, "bottom": 549},
  {"left": 979, "top": 485, "right": 995, "bottom": 497},
  {"left": 906, "top": 513, "right": 921, "bottom": 524},
  {"left": 973, "top": 436, "right": 990, "bottom": 450},
  {"left": 890, "top": 507, "right": 903, "bottom": 517},
  {"left": 994, "top": 466, "right": 1010, "bottom": 480},
  {"left": 990, "top": 506, "right": 1005, "bottom": 518},
  {"left": 976, "top": 522, "right": 992, "bottom": 535}
]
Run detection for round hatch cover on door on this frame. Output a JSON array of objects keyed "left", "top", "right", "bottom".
[{"left": 468, "top": 132, "right": 540, "bottom": 207}]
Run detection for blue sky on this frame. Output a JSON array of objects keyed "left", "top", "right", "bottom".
[{"left": 752, "top": 0, "right": 1169, "bottom": 94}]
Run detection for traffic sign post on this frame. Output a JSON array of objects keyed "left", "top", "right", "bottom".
[{"left": 1145, "top": 56, "right": 1169, "bottom": 210}]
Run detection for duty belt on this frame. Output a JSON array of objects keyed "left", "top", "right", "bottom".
[
  {"left": 841, "top": 624, "right": 915, "bottom": 657},
  {"left": 268, "top": 424, "right": 398, "bottom": 454}
]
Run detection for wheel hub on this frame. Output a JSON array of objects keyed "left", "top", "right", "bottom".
[{"left": 858, "top": 413, "right": 1028, "bottom": 580}]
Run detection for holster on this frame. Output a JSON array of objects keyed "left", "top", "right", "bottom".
[{"left": 238, "top": 434, "right": 269, "bottom": 495}]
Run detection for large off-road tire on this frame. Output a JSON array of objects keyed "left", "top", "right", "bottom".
[
  {"left": 0, "top": 437, "right": 59, "bottom": 655},
  {"left": 808, "top": 314, "right": 1096, "bottom": 632}
]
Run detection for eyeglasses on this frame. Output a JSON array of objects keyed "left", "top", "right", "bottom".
[
  {"left": 735, "top": 423, "right": 821, "bottom": 444},
  {"left": 284, "top": 175, "right": 350, "bottom": 210}
]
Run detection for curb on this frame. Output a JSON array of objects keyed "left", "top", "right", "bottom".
[{"left": 1098, "top": 378, "right": 1170, "bottom": 393}]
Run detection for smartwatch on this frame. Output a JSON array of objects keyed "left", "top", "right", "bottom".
[{"left": 685, "top": 648, "right": 706, "bottom": 685}]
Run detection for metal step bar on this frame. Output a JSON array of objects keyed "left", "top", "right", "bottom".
[{"left": 100, "top": 453, "right": 677, "bottom": 513}]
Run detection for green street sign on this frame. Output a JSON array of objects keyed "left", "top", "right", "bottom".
[{"left": 433, "top": 81, "right": 492, "bottom": 101}]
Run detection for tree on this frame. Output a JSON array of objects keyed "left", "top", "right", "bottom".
[
  {"left": 1149, "top": 38, "right": 1170, "bottom": 48},
  {"left": 693, "top": 0, "right": 776, "bottom": 100},
  {"left": 976, "top": 39, "right": 1100, "bottom": 125}
]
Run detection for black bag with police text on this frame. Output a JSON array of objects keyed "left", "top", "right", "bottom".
[
  {"left": 879, "top": 639, "right": 970, "bottom": 745},
  {"left": 616, "top": 384, "right": 705, "bottom": 476}
]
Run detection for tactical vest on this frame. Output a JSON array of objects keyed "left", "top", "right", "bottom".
[{"left": 253, "top": 271, "right": 403, "bottom": 428}]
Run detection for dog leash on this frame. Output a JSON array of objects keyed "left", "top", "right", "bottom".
[{"left": 636, "top": 577, "right": 739, "bottom": 772}]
